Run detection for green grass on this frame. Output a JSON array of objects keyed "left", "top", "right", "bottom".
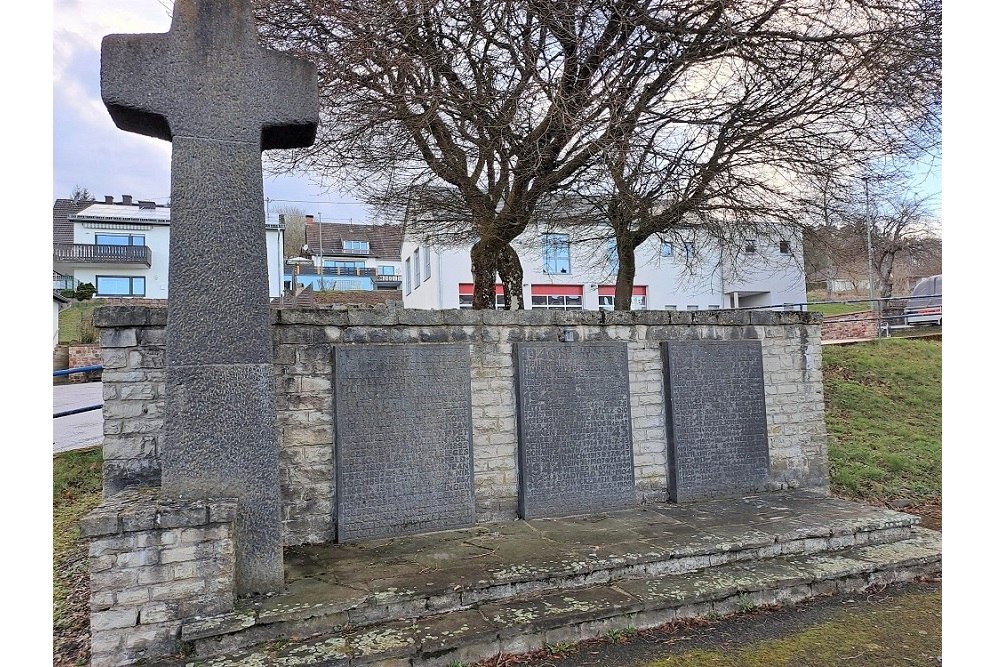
[
  {"left": 807, "top": 301, "right": 870, "bottom": 316},
  {"left": 640, "top": 587, "right": 941, "bottom": 667},
  {"left": 822, "top": 338, "right": 941, "bottom": 500},
  {"left": 53, "top": 447, "right": 103, "bottom": 626},
  {"left": 58, "top": 300, "right": 104, "bottom": 344}
]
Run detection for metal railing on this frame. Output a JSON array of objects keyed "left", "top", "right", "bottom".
[
  {"left": 54, "top": 243, "right": 152, "bottom": 266},
  {"left": 54, "top": 365, "right": 103, "bottom": 418},
  {"left": 769, "top": 294, "right": 943, "bottom": 338}
]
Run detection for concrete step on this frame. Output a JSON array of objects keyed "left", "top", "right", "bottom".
[
  {"left": 180, "top": 528, "right": 940, "bottom": 666},
  {"left": 177, "top": 493, "right": 924, "bottom": 660}
]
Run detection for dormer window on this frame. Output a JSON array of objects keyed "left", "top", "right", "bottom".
[{"left": 343, "top": 240, "right": 369, "bottom": 253}]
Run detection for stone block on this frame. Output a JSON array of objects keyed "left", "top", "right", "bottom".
[
  {"left": 661, "top": 341, "right": 769, "bottom": 502},
  {"left": 514, "top": 342, "right": 635, "bottom": 518},
  {"left": 334, "top": 344, "right": 475, "bottom": 540},
  {"left": 91, "top": 608, "right": 139, "bottom": 632}
]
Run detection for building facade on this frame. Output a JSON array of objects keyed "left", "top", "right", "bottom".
[
  {"left": 284, "top": 218, "right": 404, "bottom": 293},
  {"left": 53, "top": 195, "right": 285, "bottom": 299},
  {"left": 402, "top": 225, "right": 806, "bottom": 311}
]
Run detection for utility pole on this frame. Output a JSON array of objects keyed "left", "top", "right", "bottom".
[{"left": 863, "top": 177, "right": 880, "bottom": 335}]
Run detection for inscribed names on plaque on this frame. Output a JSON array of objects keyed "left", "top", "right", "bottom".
[
  {"left": 334, "top": 344, "right": 474, "bottom": 541},
  {"left": 661, "top": 340, "right": 769, "bottom": 502},
  {"left": 514, "top": 343, "right": 635, "bottom": 519}
]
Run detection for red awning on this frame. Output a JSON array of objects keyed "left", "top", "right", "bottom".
[
  {"left": 531, "top": 284, "right": 584, "bottom": 296},
  {"left": 598, "top": 285, "right": 647, "bottom": 297},
  {"left": 459, "top": 283, "right": 504, "bottom": 295}
]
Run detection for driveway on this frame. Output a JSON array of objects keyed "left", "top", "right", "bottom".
[{"left": 53, "top": 381, "right": 104, "bottom": 453}]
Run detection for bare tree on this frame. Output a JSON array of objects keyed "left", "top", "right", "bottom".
[
  {"left": 256, "top": 0, "right": 940, "bottom": 309},
  {"left": 275, "top": 204, "right": 309, "bottom": 259}
]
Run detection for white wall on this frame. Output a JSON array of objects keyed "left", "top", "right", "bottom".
[
  {"left": 72, "top": 223, "right": 287, "bottom": 299},
  {"left": 265, "top": 227, "right": 284, "bottom": 298},
  {"left": 402, "top": 225, "right": 805, "bottom": 311},
  {"left": 72, "top": 223, "right": 170, "bottom": 298}
]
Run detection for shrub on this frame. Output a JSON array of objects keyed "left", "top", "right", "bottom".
[{"left": 75, "top": 282, "right": 97, "bottom": 301}]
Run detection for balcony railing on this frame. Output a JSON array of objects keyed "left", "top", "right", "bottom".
[
  {"left": 54, "top": 243, "right": 152, "bottom": 267},
  {"left": 374, "top": 272, "right": 401, "bottom": 284},
  {"left": 315, "top": 267, "right": 376, "bottom": 278}
]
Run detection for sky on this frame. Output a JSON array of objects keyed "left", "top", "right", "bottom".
[{"left": 52, "top": 0, "right": 369, "bottom": 224}]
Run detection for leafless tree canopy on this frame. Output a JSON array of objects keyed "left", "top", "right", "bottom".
[
  {"left": 255, "top": 0, "right": 940, "bottom": 309},
  {"left": 804, "top": 173, "right": 940, "bottom": 299}
]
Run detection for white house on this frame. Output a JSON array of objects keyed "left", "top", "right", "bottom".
[
  {"left": 284, "top": 218, "right": 404, "bottom": 292},
  {"left": 53, "top": 195, "right": 285, "bottom": 299},
  {"left": 401, "top": 223, "right": 805, "bottom": 311}
]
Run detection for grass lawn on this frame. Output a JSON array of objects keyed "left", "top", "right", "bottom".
[
  {"left": 807, "top": 301, "right": 870, "bottom": 316},
  {"left": 822, "top": 338, "right": 942, "bottom": 501},
  {"left": 58, "top": 300, "right": 104, "bottom": 344},
  {"left": 53, "top": 447, "right": 103, "bottom": 666}
]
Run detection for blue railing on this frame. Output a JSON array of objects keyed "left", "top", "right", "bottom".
[{"left": 54, "top": 365, "right": 103, "bottom": 418}]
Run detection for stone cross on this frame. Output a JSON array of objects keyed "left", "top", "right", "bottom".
[{"left": 101, "top": 0, "right": 318, "bottom": 594}]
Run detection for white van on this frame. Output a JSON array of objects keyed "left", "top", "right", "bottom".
[{"left": 903, "top": 275, "right": 942, "bottom": 325}]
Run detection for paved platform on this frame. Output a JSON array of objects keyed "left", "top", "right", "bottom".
[{"left": 173, "top": 492, "right": 941, "bottom": 666}]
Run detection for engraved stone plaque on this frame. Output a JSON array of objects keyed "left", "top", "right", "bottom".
[
  {"left": 661, "top": 340, "right": 769, "bottom": 502},
  {"left": 334, "top": 344, "right": 475, "bottom": 541},
  {"left": 514, "top": 343, "right": 635, "bottom": 518}
]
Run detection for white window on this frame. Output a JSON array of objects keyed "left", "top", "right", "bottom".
[
  {"left": 664, "top": 304, "right": 677, "bottom": 310},
  {"left": 413, "top": 248, "right": 421, "bottom": 287},
  {"left": 404, "top": 258, "right": 411, "bottom": 294},
  {"left": 686, "top": 304, "right": 699, "bottom": 310},
  {"left": 683, "top": 242, "right": 695, "bottom": 257},
  {"left": 708, "top": 304, "right": 721, "bottom": 310},
  {"left": 343, "top": 240, "right": 369, "bottom": 253},
  {"left": 780, "top": 240, "right": 791, "bottom": 254},
  {"left": 423, "top": 248, "right": 431, "bottom": 280},
  {"left": 530, "top": 285, "right": 584, "bottom": 310},
  {"left": 96, "top": 275, "right": 145, "bottom": 297},
  {"left": 542, "top": 234, "right": 571, "bottom": 274},
  {"left": 660, "top": 242, "right": 673, "bottom": 257}
]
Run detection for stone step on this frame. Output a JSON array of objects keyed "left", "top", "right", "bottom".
[
  {"left": 180, "top": 493, "right": 921, "bottom": 659},
  {"left": 179, "top": 528, "right": 940, "bottom": 667}
]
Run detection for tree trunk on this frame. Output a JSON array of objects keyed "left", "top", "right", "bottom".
[
  {"left": 471, "top": 237, "right": 525, "bottom": 309},
  {"left": 470, "top": 237, "right": 500, "bottom": 309},
  {"left": 613, "top": 236, "right": 637, "bottom": 311},
  {"left": 497, "top": 243, "right": 525, "bottom": 309}
]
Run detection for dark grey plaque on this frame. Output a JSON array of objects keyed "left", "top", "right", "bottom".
[
  {"left": 661, "top": 341, "right": 769, "bottom": 502},
  {"left": 334, "top": 344, "right": 475, "bottom": 541},
  {"left": 514, "top": 343, "right": 635, "bottom": 519}
]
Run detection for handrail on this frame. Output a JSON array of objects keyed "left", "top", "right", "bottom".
[
  {"left": 54, "top": 365, "right": 104, "bottom": 418},
  {"left": 54, "top": 364, "right": 103, "bottom": 377}
]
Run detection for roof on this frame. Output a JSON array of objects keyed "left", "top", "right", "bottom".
[
  {"left": 52, "top": 198, "right": 94, "bottom": 244},
  {"left": 304, "top": 222, "right": 403, "bottom": 260},
  {"left": 72, "top": 202, "right": 171, "bottom": 225}
]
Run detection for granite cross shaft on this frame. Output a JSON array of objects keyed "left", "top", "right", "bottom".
[{"left": 101, "top": 0, "right": 318, "bottom": 595}]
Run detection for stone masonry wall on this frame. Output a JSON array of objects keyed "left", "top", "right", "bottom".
[
  {"left": 94, "top": 306, "right": 828, "bottom": 547},
  {"left": 80, "top": 489, "right": 237, "bottom": 667},
  {"left": 821, "top": 311, "right": 878, "bottom": 341}
]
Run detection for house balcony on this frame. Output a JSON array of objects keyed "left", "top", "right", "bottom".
[
  {"left": 53, "top": 243, "right": 152, "bottom": 269},
  {"left": 374, "top": 272, "right": 402, "bottom": 287},
  {"left": 316, "top": 267, "right": 377, "bottom": 278}
]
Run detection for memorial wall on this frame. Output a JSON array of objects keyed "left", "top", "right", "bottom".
[{"left": 95, "top": 306, "right": 829, "bottom": 547}]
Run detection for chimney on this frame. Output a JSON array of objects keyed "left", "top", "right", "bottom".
[
  {"left": 122, "top": 195, "right": 132, "bottom": 205},
  {"left": 104, "top": 196, "right": 114, "bottom": 204},
  {"left": 305, "top": 214, "right": 315, "bottom": 224},
  {"left": 278, "top": 213, "right": 286, "bottom": 225},
  {"left": 138, "top": 200, "right": 156, "bottom": 209}
]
